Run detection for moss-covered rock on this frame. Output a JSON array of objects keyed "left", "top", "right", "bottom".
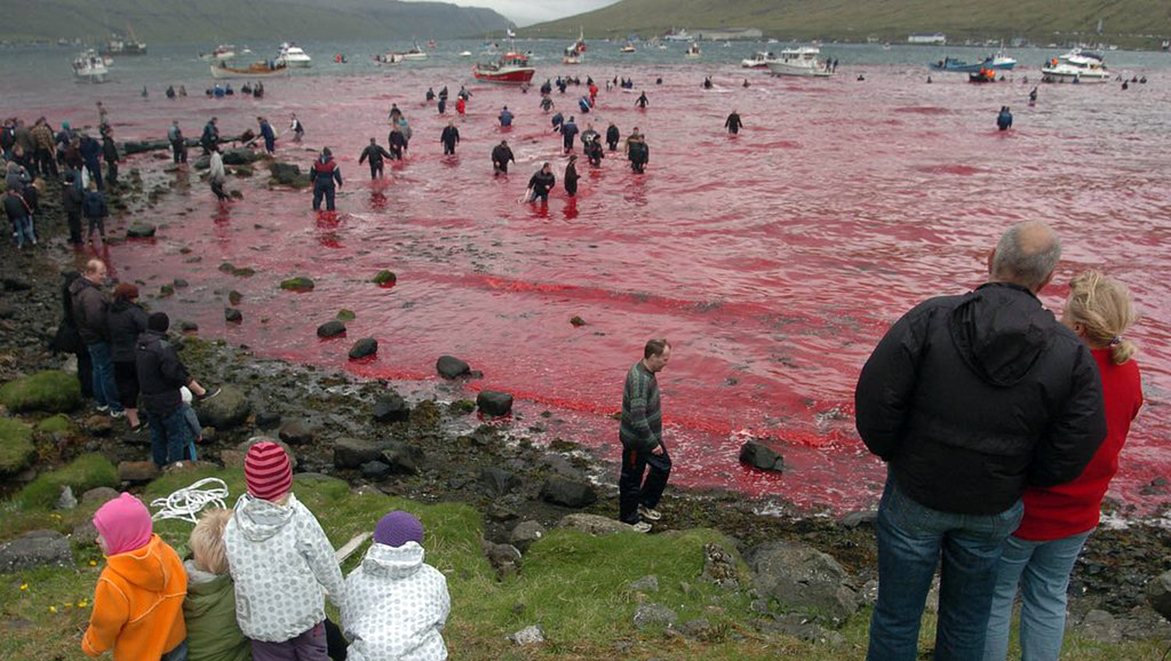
[
  {"left": 372, "top": 270, "right": 397, "bottom": 286},
  {"left": 0, "top": 371, "right": 82, "bottom": 413},
  {"left": 18, "top": 454, "right": 119, "bottom": 509},
  {"left": 280, "top": 277, "right": 315, "bottom": 292},
  {"left": 0, "top": 417, "right": 35, "bottom": 475},
  {"left": 336, "top": 309, "right": 356, "bottom": 322},
  {"left": 34, "top": 414, "right": 75, "bottom": 436}
]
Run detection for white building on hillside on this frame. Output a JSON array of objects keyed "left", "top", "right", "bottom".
[{"left": 908, "top": 33, "right": 947, "bottom": 45}]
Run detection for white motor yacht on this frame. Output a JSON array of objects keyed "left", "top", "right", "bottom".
[
  {"left": 766, "top": 47, "right": 832, "bottom": 77},
  {"left": 1041, "top": 49, "right": 1109, "bottom": 83},
  {"left": 742, "top": 51, "right": 777, "bottom": 69},
  {"left": 277, "top": 42, "right": 312, "bottom": 68},
  {"left": 73, "top": 49, "right": 109, "bottom": 82}
]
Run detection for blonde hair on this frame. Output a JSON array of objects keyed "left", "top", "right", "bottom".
[
  {"left": 1066, "top": 271, "right": 1138, "bottom": 365},
  {"left": 189, "top": 508, "right": 232, "bottom": 575}
]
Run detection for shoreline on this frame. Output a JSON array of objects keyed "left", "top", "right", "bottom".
[{"left": 1, "top": 154, "right": 1169, "bottom": 645}]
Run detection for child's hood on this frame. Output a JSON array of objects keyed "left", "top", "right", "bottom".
[
  {"left": 361, "top": 540, "right": 425, "bottom": 580},
  {"left": 233, "top": 492, "right": 297, "bottom": 542},
  {"left": 105, "top": 534, "right": 171, "bottom": 592}
]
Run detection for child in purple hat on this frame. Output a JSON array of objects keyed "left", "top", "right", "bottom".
[{"left": 341, "top": 511, "right": 450, "bottom": 660}]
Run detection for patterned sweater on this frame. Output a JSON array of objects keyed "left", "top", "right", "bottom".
[{"left": 619, "top": 361, "right": 662, "bottom": 452}]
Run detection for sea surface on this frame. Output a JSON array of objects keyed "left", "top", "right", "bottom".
[{"left": 4, "top": 40, "right": 1170, "bottom": 515}]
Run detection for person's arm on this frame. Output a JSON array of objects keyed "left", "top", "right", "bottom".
[
  {"left": 1028, "top": 345, "right": 1107, "bottom": 487},
  {"left": 334, "top": 168, "right": 343, "bottom": 187},
  {"left": 81, "top": 578, "right": 128, "bottom": 658},
  {"left": 626, "top": 368, "right": 656, "bottom": 450},
  {"left": 854, "top": 309, "right": 927, "bottom": 461},
  {"left": 358, "top": 148, "right": 368, "bottom": 164},
  {"left": 296, "top": 510, "right": 347, "bottom": 611}
]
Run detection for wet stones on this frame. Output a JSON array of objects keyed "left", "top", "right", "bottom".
[
  {"left": 126, "top": 224, "right": 157, "bottom": 238},
  {"left": 280, "top": 276, "right": 315, "bottom": 292},
  {"left": 278, "top": 421, "right": 314, "bottom": 445},
  {"left": 436, "top": 355, "right": 471, "bottom": 379},
  {"left": 225, "top": 308, "right": 243, "bottom": 323},
  {"left": 372, "top": 394, "right": 410, "bottom": 423},
  {"left": 349, "top": 338, "right": 378, "bottom": 360},
  {"left": 539, "top": 476, "right": 597, "bottom": 508},
  {"left": 317, "top": 320, "right": 346, "bottom": 338},
  {"left": 333, "top": 437, "right": 384, "bottom": 469},
  {"left": 476, "top": 390, "right": 513, "bottom": 417},
  {"left": 221, "top": 147, "right": 261, "bottom": 165},
  {"left": 372, "top": 270, "right": 397, "bottom": 286},
  {"left": 739, "top": 440, "right": 784, "bottom": 473},
  {"left": 381, "top": 442, "right": 423, "bottom": 475},
  {"left": 1147, "top": 570, "right": 1171, "bottom": 621},
  {"left": 480, "top": 467, "right": 520, "bottom": 496}
]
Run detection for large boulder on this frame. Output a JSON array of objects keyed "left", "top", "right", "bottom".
[
  {"left": 317, "top": 320, "right": 346, "bottom": 338},
  {"left": 510, "top": 520, "right": 547, "bottom": 553},
  {"left": 280, "top": 276, "right": 315, "bottom": 292},
  {"left": 372, "top": 394, "right": 410, "bottom": 423},
  {"left": 349, "top": 338, "right": 378, "bottom": 360},
  {"left": 540, "top": 476, "right": 597, "bottom": 508},
  {"left": 126, "top": 224, "right": 157, "bottom": 238},
  {"left": 480, "top": 467, "right": 519, "bottom": 496},
  {"left": 1147, "top": 570, "right": 1171, "bottom": 621},
  {"left": 222, "top": 147, "right": 262, "bottom": 165},
  {"left": 0, "top": 370, "right": 82, "bottom": 413},
  {"left": 746, "top": 540, "right": 859, "bottom": 625},
  {"left": 278, "top": 421, "right": 315, "bottom": 445},
  {"left": 334, "top": 437, "right": 385, "bottom": 469},
  {"left": 632, "top": 603, "right": 678, "bottom": 629},
  {"left": 739, "top": 440, "right": 784, "bottom": 472},
  {"left": 380, "top": 442, "right": 423, "bottom": 475},
  {"left": 0, "top": 417, "right": 35, "bottom": 475},
  {"left": 194, "top": 384, "right": 251, "bottom": 431},
  {"left": 436, "top": 355, "right": 470, "bottom": 379},
  {"left": 476, "top": 390, "right": 513, "bottom": 417},
  {"left": 269, "top": 162, "right": 312, "bottom": 188},
  {"left": 0, "top": 530, "right": 73, "bottom": 573},
  {"left": 556, "top": 513, "right": 639, "bottom": 536}
]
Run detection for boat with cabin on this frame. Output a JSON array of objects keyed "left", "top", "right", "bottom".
[
  {"left": 473, "top": 51, "right": 535, "bottom": 85},
  {"left": 930, "top": 53, "right": 1017, "bottom": 72},
  {"left": 1041, "top": 48, "right": 1109, "bottom": 83},
  {"left": 276, "top": 43, "right": 312, "bottom": 68},
  {"left": 619, "top": 42, "right": 636, "bottom": 53},
  {"left": 73, "top": 49, "right": 110, "bottom": 83},
  {"left": 766, "top": 47, "right": 831, "bottom": 77},
  {"left": 742, "top": 51, "right": 777, "bottom": 69},
  {"left": 402, "top": 42, "right": 428, "bottom": 61},
  {"left": 684, "top": 42, "right": 702, "bottom": 58},
  {"left": 563, "top": 45, "right": 582, "bottom": 64}
]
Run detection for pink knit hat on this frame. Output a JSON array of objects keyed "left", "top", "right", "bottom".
[
  {"left": 93, "top": 493, "right": 153, "bottom": 556},
  {"left": 245, "top": 441, "right": 292, "bottom": 502}
]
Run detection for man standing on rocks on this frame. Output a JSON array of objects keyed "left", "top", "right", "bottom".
[
  {"left": 136, "top": 312, "right": 209, "bottom": 467},
  {"left": 167, "top": 120, "right": 187, "bottom": 165},
  {"left": 619, "top": 339, "right": 672, "bottom": 533},
  {"left": 854, "top": 221, "right": 1106, "bottom": 661},
  {"left": 70, "top": 259, "right": 124, "bottom": 418}
]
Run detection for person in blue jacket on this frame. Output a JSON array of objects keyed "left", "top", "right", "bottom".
[
  {"left": 498, "top": 106, "right": 514, "bottom": 127},
  {"left": 310, "top": 147, "right": 343, "bottom": 211},
  {"left": 257, "top": 116, "right": 276, "bottom": 154},
  {"left": 551, "top": 112, "right": 564, "bottom": 133},
  {"left": 997, "top": 106, "right": 1013, "bottom": 131},
  {"left": 78, "top": 132, "right": 103, "bottom": 189},
  {"left": 561, "top": 116, "right": 579, "bottom": 153}
]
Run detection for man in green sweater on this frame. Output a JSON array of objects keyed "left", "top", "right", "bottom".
[{"left": 619, "top": 339, "right": 672, "bottom": 532}]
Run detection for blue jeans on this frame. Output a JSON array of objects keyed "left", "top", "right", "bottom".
[
  {"left": 867, "top": 477, "right": 1024, "bottom": 661},
  {"left": 10, "top": 214, "right": 34, "bottom": 247},
  {"left": 86, "top": 342, "right": 123, "bottom": 413},
  {"left": 161, "top": 640, "right": 188, "bottom": 661},
  {"left": 983, "top": 530, "right": 1092, "bottom": 661},
  {"left": 147, "top": 406, "right": 192, "bottom": 467}
]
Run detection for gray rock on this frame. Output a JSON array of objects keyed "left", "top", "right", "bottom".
[
  {"left": 380, "top": 442, "right": 423, "bottom": 475},
  {"left": 255, "top": 411, "right": 282, "bottom": 430},
  {"left": 842, "top": 511, "right": 877, "bottom": 528},
  {"left": 1148, "top": 570, "right": 1171, "bottom": 621},
  {"left": 349, "top": 338, "right": 378, "bottom": 360},
  {"left": 1079, "top": 609, "right": 1122, "bottom": 644},
  {"left": 372, "top": 394, "right": 410, "bottom": 423},
  {"left": 484, "top": 541, "right": 522, "bottom": 575},
  {"left": 678, "top": 618, "right": 714, "bottom": 640},
  {"left": 632, "top": 603, "right": 677, "bottom": 629},
  {"left": 126, "top": 224, "right": 157, "bottom": 238},
  {"left": 510, "top": 521, "right": 547, "bottom": 553},
  {"left": 195, "top": 384, "right": 251, "bottom": 430},
  {"left": 55, "top": 486, "right": 77, "bottom": 511},
  {"left": 746, "top": 540, "right": 859, "bottom": 625},
  {"left": 480, "top": 467, "right": 520, "bottom": 496},
  {"left": 556, "top": 513, "right": 638, "bottom": 536},
  {"left": 540, "top": 476, "right": 597, "bottom": 508},
  {"left": 507, "top": 625, "right": 545, "bottom": 646},
  {"left": 222, "top": 147, "right": 261, "bottom": 165},
  {"left": 81, "top": 486, "right": 119, "bottom": 506},
  {"left": 118, "top": 460, "right": 160, "bottom": 483},
  {"left": 360, "top": 461, "right": 391, "bottom": 480},
  {"left": 436, "top": 355, "right": 471, "bottom": 379},
  {"left": 477, "top": 390, "right": 513, "bottom": 417},
  {"left": 0, "top": 530, "right": 73, "bottom": 573},
  {"left": 758, "top": 613, "right": 845, "bottom": 646},
  {"left": 334, "top": 437, "right": 386, "bottom": 469},
  {"left": 278, "top": 421, "right": 315, "bottom": 445},
  {"left": 236, "top": 437, "right": 297, "bottom": 469},
  {"left": 628, "top": 575, "right": 660, "bottom": 593},
  {"left": 739, "top": 440, "right": 784, "bottom": 472},
  {"left": 225, "top": 308, "right": 243, "bottom": 323},
  {"left": 317, "top": 320, "right": 346, "bottom": 338}
]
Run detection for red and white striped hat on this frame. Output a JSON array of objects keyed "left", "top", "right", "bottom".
[{"left": 245, "top": 441, "right": 292, "bottom": 502}]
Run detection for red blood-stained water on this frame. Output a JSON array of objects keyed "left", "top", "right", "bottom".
[{"left": 29, "top": 62, "right": 1171, "bottom": 514}]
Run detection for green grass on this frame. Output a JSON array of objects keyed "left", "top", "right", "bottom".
[
  {"left": 0, "top": 417, "right": 35, "bottom": 474},
  {"left": 0, "top": 371, "right": 81, "bottom": 414},
  {"left": 0, "top": 466, "right": 1165, "bottom": 660},
  {"left": 34, "top": 414, "right": 76, "bottom": 436},
  {"left": 17, "top": 454, "right": 119, "bottom": 510},
  {"left": 522, "top": 0, "right": 1171, "bottom": 48}
]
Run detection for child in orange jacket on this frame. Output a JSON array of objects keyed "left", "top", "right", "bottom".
[{"left": 82, "top": 493, "right": 188, "bottom": 661}]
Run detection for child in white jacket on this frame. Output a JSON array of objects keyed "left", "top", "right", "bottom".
[
  {"left": 342, "top": 511, "right": 450, "bottom": 661},
  {"left": 223, "top": 441, "right": 346, "bottom": 660}
]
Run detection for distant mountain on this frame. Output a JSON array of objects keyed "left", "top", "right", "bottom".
[
  {"left": 521, "top": 0, "right": 1171, "bottom": 49},
  {"left": 2, "top": 0, "right": 513, "bottom": 43}
]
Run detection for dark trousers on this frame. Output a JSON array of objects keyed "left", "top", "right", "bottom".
[
  {"left": 313, "top": 184, "right": 336, "bottom": 211},
  {"left": 250, "top": 621, "right": 329, "bottom": 661},
  {"left": 85, "top": 159, "right": 102, "bottom": 189},
  {"left": 76, "top": 347, "right": 93, "bottom": 398},
  {"left": 105, "top": 160, "right": 118, "bottom": 187},
  {"left": 264, "top": 137, "right": 275, "bottom": 153},
  {"left": 211, "top": 180, "right": 228, "bottom": 201},
  {"left": 147, "top": 406, "right": 192, "bottom": 467},
  {"left": 66, "top": 211, "right": 82, "bottom": 244},
  {"left": 389, "top": 147, "right": 402, "bottom": 160},
  {"left": 35, "top": 148, "right": 58, "bottom": 178},
  {"left": 618, "top": 444, "right": 671, "bottom": 524},
  {"left": 443, "top": 143, "right": 455, "bottom": 155},
  {"left": 368, "top": 163, "right": 383, "bottom": 179},
  {"left": 171, "top": 141, "right": 187, "bottom": 163},
  {"left": 608, "top": 140, "right": 618, "bottom": 151}
]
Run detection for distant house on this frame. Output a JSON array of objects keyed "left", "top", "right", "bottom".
[{"left": 908, "top": 33, "right": 947, "bottom": 45}]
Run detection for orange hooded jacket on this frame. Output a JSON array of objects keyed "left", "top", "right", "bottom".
[{"left": 82, "top": 534, "right": 187, "bottom": 661}]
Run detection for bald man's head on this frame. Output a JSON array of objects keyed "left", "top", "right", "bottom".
[{"left": 989, "top": 221, "right": 1061, "bottom": 293}]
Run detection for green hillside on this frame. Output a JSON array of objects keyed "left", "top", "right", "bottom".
[
  {"left": 2, "top": 0, "right": 512, "bottom": 43},
  {"left": 522, "top": 0, "right": 1171, "bottom": 48}
]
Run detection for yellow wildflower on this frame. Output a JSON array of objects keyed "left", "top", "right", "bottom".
[{"left": 48, "top": 606, "right": 56, "bottom": 613}]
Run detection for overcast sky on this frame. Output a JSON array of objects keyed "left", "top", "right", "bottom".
[{"left": 402, "top": 0, "right": 622, "bottom": 27}]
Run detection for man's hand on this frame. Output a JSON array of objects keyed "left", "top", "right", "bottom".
[{"left": 651, "top": 444, "right": 664, "bottom": 456}]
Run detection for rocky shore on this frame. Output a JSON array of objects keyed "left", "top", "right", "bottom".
[{"left": 1, "top": 152, "right": 1169, "bottom": 651}]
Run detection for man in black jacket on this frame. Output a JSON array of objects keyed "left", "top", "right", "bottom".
[
  {"left": 855, "top": 221, "right": 1106, "bottom": 661},
  {"left": 136, "top": 312, "right": 208, "bottom": 467},
  {"left": 69, "top": 259, "right": 123, "bottom": 417},
  {"left": 491, "top": 140, "right": 514, "bottom": 175},
  {"left": 358, "top": 138, "right": 392, "bottom": 179}
]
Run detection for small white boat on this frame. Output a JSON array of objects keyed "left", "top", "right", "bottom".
[
  {"left": 200, "top": 44, "right": 237, "bottom": 61},
  {"left": 458, "top": 51, "right": 472, "bottom": 58},
  {"left": 1041, "top": 48, "right": 1109, "bottom": 83},
  {"left": 684, "top": 42, "right": 702, "bottom": 58},
  {"left": 402, "top": 42, "right": 428, "bottom": 61},
  {"left": 766, "top": 47, "right": 832, "bottom": 77},
  {"left": 73, "top": 49, "right": 109, "bottom": 83},
  {"left": 374, "top": 52, "right": 404, "bottom": 65},
  {"left": 563, "top": 46, "right": 582, "bottom": 64},
  {"left": 619, "top": 42, "right": 636, "bottom": 54},
  {"left": 742, "top": 51, "right": 776, "bottom": 69},
  {"left": 277, "top": 42, "right": 311, "bottom": 68},
  {"left": 663, "top": 28, "right": 692, "bottom": 42}
]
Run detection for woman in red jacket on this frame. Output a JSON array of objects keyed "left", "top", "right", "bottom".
[{"left": 984, "top": 271, "right": 1144, "bottom": 661}]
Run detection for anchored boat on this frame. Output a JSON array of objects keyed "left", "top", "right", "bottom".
[
  {"left": 1041, "top": 49, "right": 1109, "bottom": 83},
  {"left": 766, "top": 47, "right": 832, "bottom": 77},
  {"left": 211, "top": 61, "right": 291, "bottom": 79},
  {"left": 473, "top": 51, "right": 535, "bottom": 85}
]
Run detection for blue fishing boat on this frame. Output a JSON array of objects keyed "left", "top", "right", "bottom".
[{"left": 930, "top": 54, "right": 1017, "bottom": 72}]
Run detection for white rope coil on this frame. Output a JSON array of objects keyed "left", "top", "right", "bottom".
[{"left": 150, "top": 477, "right": 231, "bottom": 523}]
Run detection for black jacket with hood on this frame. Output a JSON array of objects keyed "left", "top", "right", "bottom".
[
  {"left": 135, "top": 329, "right": 190, "bottom": 417},
  {"left": 68, "top": 277, "right": 108, "bottom": 345},
  {"left": 107, "top": 300, "right": 149, "bottom": 363},
  {"left": 855, "top": 282, "right": 1107, "bottom": 515}
]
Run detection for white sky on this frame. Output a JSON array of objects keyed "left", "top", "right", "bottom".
[{"left": 401, "top": 0, "right": 623, "bottom": 27}]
